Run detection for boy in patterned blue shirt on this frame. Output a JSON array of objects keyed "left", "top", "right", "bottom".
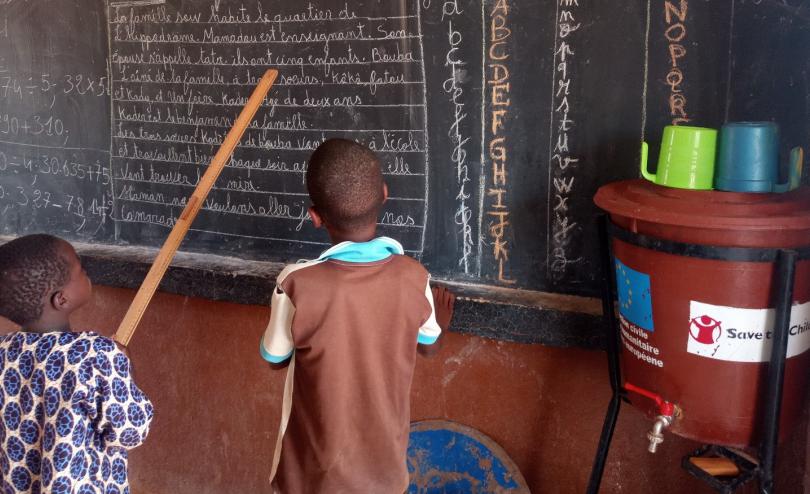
[{"left": 0, "top": 234, "right": 153, "bottom": 494}]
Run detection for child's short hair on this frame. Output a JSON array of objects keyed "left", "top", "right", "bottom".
[
  {"left": 0, "top": 234, "right": 71, "bottom": 325},
  {"left": 306, "top": 139, "right": 384, "bottom": 231}
]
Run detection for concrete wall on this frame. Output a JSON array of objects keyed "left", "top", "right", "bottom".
[{"left": 1, "top": 285, "right": 806, "bottom": 493}]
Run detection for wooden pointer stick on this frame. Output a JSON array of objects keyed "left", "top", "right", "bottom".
[{"left": 114, "top": 69, "right": 279, "bottom": 347}]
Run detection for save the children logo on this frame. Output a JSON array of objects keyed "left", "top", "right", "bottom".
[
  {"left": 689, "top": 315, "right": 722, "bottom": 344},
  {"left": 687, "top": 300, "right": 810, "bottom": 362}
]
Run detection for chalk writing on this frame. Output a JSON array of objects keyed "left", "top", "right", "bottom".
[
  {"left": 1, "top": 73, "right": 110, "bottom": 104},
  {"left": 109, "top": 0, "right": 429, "bottom": 252},
  {"left": 441, "top": 0, "right": 473, "bottom": 273},
  {"left": 0, "top": 1, "right": 112, "bottom": 240},
  {"left": 664, "top": 0, "right": 690, "bottom": 125},
  {"left": 547, "top": 0, "right": 583, "bottom": 279},
  {"left": 484, "top": 0, "right": 514, "bottom": 284},
  {"left": 0, "top": 145, "right": 112, "bottom": 237}
]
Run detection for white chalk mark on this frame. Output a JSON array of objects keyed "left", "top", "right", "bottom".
[
  {"left": 113, "top": 99, "right": 426, "bottom": 109},
  {"left": 641, "top": 0, "right": 651, "bottom": 143},
  {"left": 113, "top": 79, "right": 424, "bottom": 87},
  {"left": 109, "top": 217, "right": 421, "bottom": 255},
  {"left": 476, "top": 0, "right": 486, "bottom": 278},
  {"left": 105, "top": 2, "right": 120, "bottom": 242},
  {"left": 416, "top": 0, "right": 430, "bottom": 259},
  {"left": 0, "top": 140, "right": 109, "bottom": 153},
  {"left": 110, "top": 15, "right": 418, "bottom": 25},
  {"left": 546, "top": 0, "right": 562, "bottom": 273},
  {"left": 114, "top": 117, "right": 425, "bottom": 133},
  {"left": 112, "top": 135, "right": 425, "bottom": 153},
  {"left": 111, "top": 153, "right": 425, "bottom": 177},
  {"left": 116, "top": 176, "right": 423, "bottom": 201},
  {"left": 442, "top": 339, "right": 483, "bottom": 386},
  {"left": 113, "top": 35, "right": 423, "bottom": 45},
  {"left": 111, "top": 218, "right": 331, "bottom": 245},
  {"left": 110, "top": 0, "right": 165, "bottom": 7},
  {"left": 116, "top": 195, "right": 424, "bottom": 228},
  {"left": 111, "top": 60, "right": 423, "bottom": 68}
]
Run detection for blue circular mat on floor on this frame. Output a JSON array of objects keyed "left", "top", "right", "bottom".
[{"left": 407, "top": 420, "right": 531, "bottom": 493}]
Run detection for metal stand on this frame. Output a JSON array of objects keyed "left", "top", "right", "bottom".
[
  {"left": 585, "top": 215, "right": 625, "bottom": 494},
  {"left": 681, "top": 249, "right": 797, "bottom": 494},
  {"left": 758, "top": 249, "right": 797, "bottom": 494},
  {"left": 681, "top": 445, "right": 759, "bottom": 494},
  {"left": 586, "top": 214, "right": 799, "bottom": 494}
]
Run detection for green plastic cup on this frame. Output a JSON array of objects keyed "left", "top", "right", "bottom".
[{"left": 641, "top": 126, "right": 718, "bottom": 190}]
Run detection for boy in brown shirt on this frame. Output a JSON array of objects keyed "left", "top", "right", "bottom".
[{"left": 260, "top": 139, "right": 454, "bottom": 493}]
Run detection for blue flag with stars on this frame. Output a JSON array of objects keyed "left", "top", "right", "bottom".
[{"left": 615, "top": 259, "right": 654, "bottom": 331}]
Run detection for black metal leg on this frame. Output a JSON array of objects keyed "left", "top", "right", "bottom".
[
  {"left": 586, "top": 215, "right": 623, "bottom": 494},
  {"left": 759, "top": 249, "right": 798, "bottom": 494},
  {"left": 586, "top": 394, "right": 622, "bottom": 494}
]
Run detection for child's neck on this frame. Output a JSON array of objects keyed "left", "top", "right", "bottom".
[
  {"left": 24, "top": 314, "right": 71, "bottom": 333},
  {"left": 327, "top": 224, "right": 378, "bottom": 244}
]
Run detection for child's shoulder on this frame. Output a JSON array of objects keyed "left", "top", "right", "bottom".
[
  {"left": 0, "top": 330, "right": 121, "bottom": 355},
  {"left": 51, "top": 330, "right": 117, "bottom": 350},
  {"left": 0, "top": 331, "right": 128, "bottom": 382},
  {"left": 67, "top": 332, "right": 128, "bottom": 366},
  {"left": 391, "top": 253, "right": 427, "bottom": 270},
  {"left": 76, "top": 331, "right": 120, "bottom": 352},
  {"left": 278, "top": 253, "right": 428, "bottom": 280},
  {"left": 386, "top": 254, "right": 431, "bottom": 280},
  {"left": 276, "top": 257, "right": 331, "bottom": 283}
]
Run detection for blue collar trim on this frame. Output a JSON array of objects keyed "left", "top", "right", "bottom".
[{"left": 317, "top": 237, "right": 404, "bottom": 263}]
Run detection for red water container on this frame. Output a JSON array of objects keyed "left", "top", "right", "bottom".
[{"left": 594, "top": 179, "right": 810, "bottom": 447}]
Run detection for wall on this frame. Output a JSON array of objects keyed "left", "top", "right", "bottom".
[{"left": 0, "top": 285, "right": 807, "bottom": 493}]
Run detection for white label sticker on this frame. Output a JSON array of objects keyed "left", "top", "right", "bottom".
[{"left": 687, "top": 300, "right": 810, "bottom": 362}]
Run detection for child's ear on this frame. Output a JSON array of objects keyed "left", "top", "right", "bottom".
[
  {"left": 382, "top": 182, "right": 388, "bottom": 204},
  {"left": 50, "top": 290, "right": 69, "bottom": 312},
  {"left": 308, "top": 206, "right": 324, "bottom": 229}
]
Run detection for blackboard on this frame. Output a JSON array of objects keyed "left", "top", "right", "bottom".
[
  {"left": 1, "top": 0, "right": 807, "bottom": 299},
  {"left": 727, "top": 0, "right": 810, "bottom": 186}
]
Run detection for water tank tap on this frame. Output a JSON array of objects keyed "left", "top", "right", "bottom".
[
  {"left": 647, "top": 414, "right": 673, "bottom": 453},
  {"left": 624, "top": 382, "right": 677, "bottom": 454}
]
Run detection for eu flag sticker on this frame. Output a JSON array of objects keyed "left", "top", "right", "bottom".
[{"left": 615, "top": 259, "right": 654, "bottom": 331}]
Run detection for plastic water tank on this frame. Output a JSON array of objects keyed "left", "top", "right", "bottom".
[{"left": 594, "top": 179, "right": 810, "bottom": 446}]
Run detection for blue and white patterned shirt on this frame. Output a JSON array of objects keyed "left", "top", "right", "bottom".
[{"left": 0, "top": 331, "right": 153, "bottom": 494}]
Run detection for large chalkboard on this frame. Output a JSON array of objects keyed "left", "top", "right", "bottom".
[{"left": 1, "top": 0, "right": 807, "bottom": 298}]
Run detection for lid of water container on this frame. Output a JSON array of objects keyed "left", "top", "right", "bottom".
[{"left": 595, "top": 179, "right": 810, "bottom": 232}]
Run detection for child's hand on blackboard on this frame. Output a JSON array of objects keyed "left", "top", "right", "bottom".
[{"left": 432, "top": 285, "right": 455, "bottom": 332}]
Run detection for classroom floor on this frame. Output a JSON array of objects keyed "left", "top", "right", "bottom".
[{"left": 1, "top": 285, "right": 807, "bottom": 493}]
